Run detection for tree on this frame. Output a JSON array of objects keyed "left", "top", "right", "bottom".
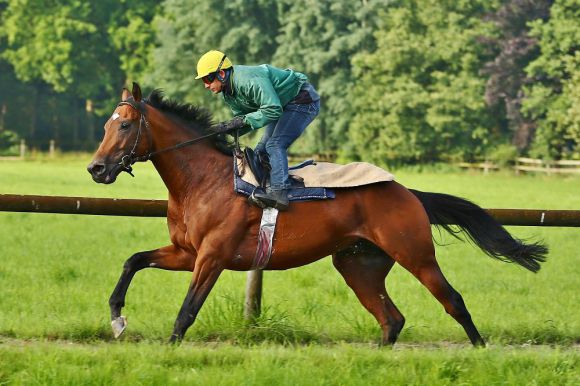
[
  {"left": 482, "top": 0, "right": 552, "bottom": 152},
  {"left": 1, "top": 0, "right": 121, "bottom": 146},
  {"left": 1, "top": 1, "right": 123, "bottom": 94},
  {"left": 273, "top": 0, "right": 389, "bottom": 153},
  {"left": 523, "top": 0, "right": 580, "bottom": 159},
  {"left": 346, "top": 0, "right": 499, "bottom": 165},
  {"left": 108, "top": 0, "right": 160, "bottom": 86},
  {"left": 0, "top": 0, "right": 160, "bottom": 148}
]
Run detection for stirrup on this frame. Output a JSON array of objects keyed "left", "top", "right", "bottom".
[
  {"left": 248, "top": 189, "right": 267, "bottom": 209},
  {"left": 253, "top": 189, "right": 289, "bottom": 211}
]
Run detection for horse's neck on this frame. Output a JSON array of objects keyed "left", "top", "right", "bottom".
[{"left": 148, "top": 116, "right": 231, "bottom": 202}]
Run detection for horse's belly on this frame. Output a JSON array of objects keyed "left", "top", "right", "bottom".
[{"left": 227, "top": 207, "right": 361, "bottom": 270}]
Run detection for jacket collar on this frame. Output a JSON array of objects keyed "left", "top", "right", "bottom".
[{"left": 223, "top": 68, "right": 234, "bottom": 96}]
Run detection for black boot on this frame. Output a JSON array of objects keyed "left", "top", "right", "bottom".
[
  {"left": 248, "top": 188, "right": 267, "bottom": 209},
  {"left": 252, "top": 188, "right": 289, "bottom": 211}
]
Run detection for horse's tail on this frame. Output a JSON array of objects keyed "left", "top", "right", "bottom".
[{"left": 409, "top": 189, "right": 548, "bottom": 273}]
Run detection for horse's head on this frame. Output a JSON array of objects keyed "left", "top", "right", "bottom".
[{"left": 88, "top": 83, "right": 152, "bottom": 184}]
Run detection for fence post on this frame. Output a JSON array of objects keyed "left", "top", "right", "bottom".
[
  {"left": 244, "top": 270, "right": 263, "bottom": 321},
  {"left": 49, "top": 140, "right": 56, "bottom": 158},
  {"left": 19, "top": 139, "right": 26, "bottom": 159}
]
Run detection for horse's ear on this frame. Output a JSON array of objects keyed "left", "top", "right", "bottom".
[
  {"left": 132, "top": 82, "right": 142, "bottom": 102},
  {"left": 121, "top": 88, "right": 131, "bottom": 101}
]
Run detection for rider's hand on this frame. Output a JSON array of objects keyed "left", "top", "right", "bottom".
[{"left": 212, "top": 116, "right": 246, "bottom": 134}]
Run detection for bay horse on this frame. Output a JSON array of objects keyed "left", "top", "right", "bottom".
[{"left": 87, "top": 83, "right": 547, "bottom": 346}]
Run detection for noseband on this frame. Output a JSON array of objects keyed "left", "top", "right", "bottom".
[{"left": 116, "top": 98, "right": 222, "bottom": 176}]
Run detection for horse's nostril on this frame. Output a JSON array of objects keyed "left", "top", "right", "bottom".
[{"left": 88, "top": 163, "right": 106, "bottom": 176}]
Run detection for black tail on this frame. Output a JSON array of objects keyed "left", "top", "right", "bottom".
[{"left": 410, "top": 189, "right": 548, "bottom": 273}]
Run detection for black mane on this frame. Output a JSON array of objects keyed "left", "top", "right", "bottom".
[{"left": 146, "top": 89, "right": 234, "bottom": 154}]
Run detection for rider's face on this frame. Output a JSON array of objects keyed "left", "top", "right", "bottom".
[{"left": 203, "top": 71, "right": 225, "bottom": 94}]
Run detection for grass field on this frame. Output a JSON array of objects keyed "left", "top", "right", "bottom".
[{"left": 0, "top": 156, "right": 578, "bottom": 385}]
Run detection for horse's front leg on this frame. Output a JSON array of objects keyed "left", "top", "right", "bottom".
[
  {"left": 109, "top": 245, "right": 196, "bottom": 338},
  {"left": 169, "top": 252, "right": 224, "bottom": 344}
]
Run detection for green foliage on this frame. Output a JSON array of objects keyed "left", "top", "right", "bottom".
[
  {"left": 523, "top": 0, "right": 580, "bottom": 159},
  {"left": 273, "top": 0, "right": 388, "bottom": 153},
  {"left": 486, "top": 143, "right": 519, "bottom": 166},
  {"left": 1, "top": 0, "right": 580, "bottom": 163},
  {"left": 108, "top": 0, "right": 160, "bottom": 86},
  {"left": 346, "top": 0, "right": 500, "bottom": 166},
  {"left": 0, "top": 129, "right": 18, "bottom": 154},
  {"left": 0, "top": 1, "right": 160, "bottom": 146},
  {"left": 481, "top": 0, "right": 552, "bottom": 152},
  {"left": 1, "top": 0, "right": 118, "bottom": 96}
]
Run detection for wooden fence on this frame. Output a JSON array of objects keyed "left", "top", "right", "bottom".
[
  {"left": 5, "top": 144, "right": 580, "bottom": 176},
  {"left": 0, "top": 140, "right": 58, "bottom": 160},
  {"left": 515, "top": 157, "right": 580, "bottom": 175},
  {"left": 2, "top": 194, "right": 580, "bottom": 226},
  {"left": 288, "top": 152, "right": 336, "bottom": 163},
  {"left": 457, "top": 161, "right": 499, "bottom": 174},
  {"left": 459, "top": 158, "right": 580, "bottom": 174}
]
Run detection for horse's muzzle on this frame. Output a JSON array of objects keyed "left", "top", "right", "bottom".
[{"left": 87, "top": 161, "right": 123, "bottom": 184}]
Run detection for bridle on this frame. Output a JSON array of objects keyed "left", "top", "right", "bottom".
[{"left": 115, "top": 97, "right": 222, "bottom": 176}]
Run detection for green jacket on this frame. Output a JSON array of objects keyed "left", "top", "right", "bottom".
[{"left": 223, "top": 64, "right": 308, "bottom": 132}]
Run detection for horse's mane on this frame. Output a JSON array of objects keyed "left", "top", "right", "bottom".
[{"left": 146, "top": 89, "right": 234, "bottom": 155}]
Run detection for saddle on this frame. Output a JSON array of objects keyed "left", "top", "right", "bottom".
[
  {"left": 243, "top": 147, "right": 305, "bottom": 189},
  {"left": 244, "top": 147, "right": 269, "bottom": 188},
  {"left": 234, "top": 148, "right": 332, "bottom": 202}
]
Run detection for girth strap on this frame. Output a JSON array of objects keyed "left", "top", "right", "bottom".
[{"left": 251, "top": 207, "right": 279, "bottom": 269}]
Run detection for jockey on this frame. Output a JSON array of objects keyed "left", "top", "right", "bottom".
[{"left": 195, "top": 50, "right": 320, "bottom": 211}]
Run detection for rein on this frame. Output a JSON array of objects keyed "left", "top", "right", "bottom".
[{"left": 116, "top": 99, "right": 221, "bottom": 176}]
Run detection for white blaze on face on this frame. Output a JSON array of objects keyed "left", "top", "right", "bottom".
[{"left": 106, "top": 112, "right": 121, "bottom": 131}]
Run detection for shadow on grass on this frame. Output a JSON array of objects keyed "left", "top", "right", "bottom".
[
  {"left": 487, "top": 327, "right": 579, "bottom": 346},
  {"left": 2, "top": 319, "right": 576, "bottom": 347},
  {"left": 44, "top": 325, "right": 146, "bottom": 343}
]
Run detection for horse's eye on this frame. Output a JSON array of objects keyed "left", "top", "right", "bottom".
[{"left": 120, "top": 121, "right": 131, "bottom": 129}]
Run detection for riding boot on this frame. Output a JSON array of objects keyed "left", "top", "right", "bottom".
[
  {"left": 248, "top": 187, "right": 267, "bottom": 209},
  {"left": 252, "top": 188, "right": 289, "bottom": 211}
]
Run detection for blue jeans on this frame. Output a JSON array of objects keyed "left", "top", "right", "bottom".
[{"left": 255, "top": 99, "right": 320, "bottom": 190}]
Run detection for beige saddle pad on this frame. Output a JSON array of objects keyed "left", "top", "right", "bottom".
[{"left": 238, "top": 158, "right": 395, "bottom": 188}]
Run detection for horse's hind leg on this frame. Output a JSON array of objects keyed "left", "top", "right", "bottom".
[
  {"left": 387, "top": 239, "right": 485, "bottom": 346},
  {"left": 109, "top": 245, "right": 195, "bottom": 338},
  {"left": 333, "top": 240, "right": 405, "bottom": 345},
  {"left": 409, "top": 260, "right": 485, "bottom": 347},
  {"left": 358, "top": 184, "right": 485, "bottom": 346}
]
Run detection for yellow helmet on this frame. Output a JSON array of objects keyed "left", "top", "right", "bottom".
[{"left": 195, "top": 50, "right": 233, "bottom": 79}]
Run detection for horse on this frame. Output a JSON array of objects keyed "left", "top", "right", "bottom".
[{"left": 87, "top": 83, "right": 547, "bottom": 346}]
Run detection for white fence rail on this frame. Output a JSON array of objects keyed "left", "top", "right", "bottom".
[
  {"left": 459, "top": 158, "right": 580, "bottom": 175},
  {"left": 515, "top": 157, "right": 580, "bottom": 175}
]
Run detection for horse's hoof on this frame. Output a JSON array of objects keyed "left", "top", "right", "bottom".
[
  {"left": 111, "top": 316, "right": 127, "bottom": 339},
  {"left": 169, "top": 334, "right": 182, "bottom": 345}
]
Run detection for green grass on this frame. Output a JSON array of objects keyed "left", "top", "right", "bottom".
[{"left": 0, "top": 156, "right": 578, "bottom": 385}]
